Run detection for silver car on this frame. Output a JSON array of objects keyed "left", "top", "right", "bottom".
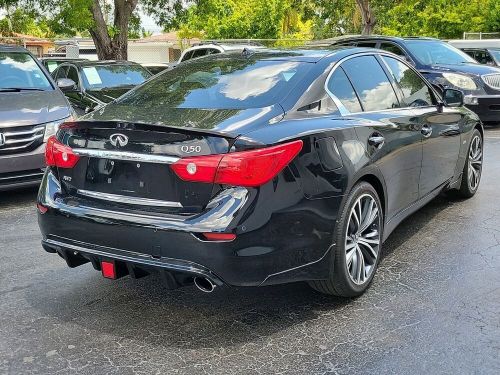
[{"left": 0, "top": 45, "right": 73, "bottom": 190}]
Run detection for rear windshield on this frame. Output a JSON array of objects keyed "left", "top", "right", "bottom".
[
  {"left": 0, "top": 52, "right": 52, "bottom": 90},
  {"left": 117, "top": 58, "right": 313, "bottom": 109},
  {"left": 405, "top": 41, "right": 477, "bottom": 65},
  {"left": 81, "top": 65, "right": 152, "bottom": 90}
]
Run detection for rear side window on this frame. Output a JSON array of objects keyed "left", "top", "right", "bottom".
[
  {"left": 341, "top": 55, "right": 399, "bottom": 111},
  {"left": 382, "top": 56, "right": 434, "bottom": 107},
  {"left": 357, "top": 42, "right": 377, "bottom": 48},
  {"left": 380, "top": 42, "right": 405, "bottom": 57},
  {"left": 327, "top": 68, "right": 362, "bottom": 113}
]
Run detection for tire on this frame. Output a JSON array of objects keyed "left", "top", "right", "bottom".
[
  {"left": 457, "top": 129, "right": 483, "bottom": 198},
  {"left": 309, "top": 181, "right": 383, "bottom": 297}
]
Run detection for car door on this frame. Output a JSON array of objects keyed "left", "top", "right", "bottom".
[
  {"left": 327, "top": 54, "right": 423, "bottom": 221},
  {"left": 380, "top": 55, "right": 461, "bottom": 197}
]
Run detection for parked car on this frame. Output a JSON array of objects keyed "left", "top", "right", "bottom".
[
  {"left": 460, "top": 48, "right": 500, "bottom": 67},
  {"left": 51, "top": 60, "right": 152, "bottom": 115},
  {"left": 177, "top": 42, "right": 265, "bottom": 64},
  {"left": 0, "top": 45, "right": 73, "bottom": 191},
  {"left": 39, "top": 57, "right": 88, "bottom": 74},
  {"left": 448, "top": 39, "right": 500, "bottom": 66},
  {"left": 330, "top": 36, "right": 500, "bottom": 124},
  {"left": 141, "top": 62, "right": 171, "bottom": 75},
  {"left": 38, "top": 48, "right": 482, "bottom": 297}
]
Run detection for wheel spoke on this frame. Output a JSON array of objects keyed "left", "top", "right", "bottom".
[{"left": 344, "top": 193, "right": 381, "bottom": 286}]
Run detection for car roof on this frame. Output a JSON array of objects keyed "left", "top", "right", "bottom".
[
  {"left": 0, "top": 44, "right": 31, "bottom": 53},
  {"left": 40, "top": 57, "right": 88, "bottom": 61},
  {"left": 331, "top": 35, "right": 439, "bottom": 44},
  {"left": 189, "top": 46, "right": 382, "bottom": 64}
]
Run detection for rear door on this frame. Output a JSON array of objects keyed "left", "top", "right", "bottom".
[
  {"left": 380, "top": 55, "right": 461, "bottom": 197},
  {"left": 328, "top": 55, "right": 423, "bottom": 220}
]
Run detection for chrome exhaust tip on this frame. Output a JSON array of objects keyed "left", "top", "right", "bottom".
[{"left": 194, "top": 277, "right": 216, "bottom": 293}]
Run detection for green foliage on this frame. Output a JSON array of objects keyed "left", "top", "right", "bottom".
[
  {"left": 0, "top": 8, "right": 55, "bottom": 37},
  {"left": 381, "top": 0, "right": 499, "bottom": 39},
  {"left": 176, "top": 0, "right": 313, "bottom": 42}
]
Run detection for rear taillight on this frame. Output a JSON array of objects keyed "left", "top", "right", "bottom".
[
  {"left": 45, "top": 135, "right": 80, "bottom": 168},
  {"left": 170, "top": 140, "right": 303, "bottom": 187}
]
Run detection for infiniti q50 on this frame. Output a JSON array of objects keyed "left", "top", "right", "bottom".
[{"left": 37, "top": 48, "right": 483, "bottom": 297}]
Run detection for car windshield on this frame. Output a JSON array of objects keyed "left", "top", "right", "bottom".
[
  {"left": 405, "top": 41, "right": 477, "bottom": 65},
  {"left": 117, "top": 57, "right": 312, "bottom": 109},
  {"left": 0, "top": 51, "right": 52, "bottom": 90},
  {"left": 489, "top": 49, "right": 500, "bottom": 64},
  {"left": 81, "top": 64, "right": 151, "bottom": 90}
]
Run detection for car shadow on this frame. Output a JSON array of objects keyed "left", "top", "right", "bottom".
[
  {"left": 0, "top": 186, "right": 38, "bottom": 208},
  {"left": 25, "top": 194, "right": 451, "bottom": 350}
]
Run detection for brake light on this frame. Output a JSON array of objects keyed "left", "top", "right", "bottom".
[
  {"left": 170, "top": 140, "right": 303, "bottom": 187},
  {"left": 201, "top": 233, "right": 237, "bottom": 241},
  {"left": 45, "top": 135, "right": 80, "bottom": 168}
]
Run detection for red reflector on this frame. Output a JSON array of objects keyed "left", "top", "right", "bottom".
[
  {"left": 170, "top": 140, "right": 303, "bottom": 187},
  {"left": 202, "top": 233, "right": 237, "bottom": 241},
  {"left": 45, "top": 135, "right": 80, "bottom": 168},
  {"left": 36, "top": 203, "right": 48, "bottom": 214},
  {"left": 101, "top": 261, "right": 116, "bottom": 279}
]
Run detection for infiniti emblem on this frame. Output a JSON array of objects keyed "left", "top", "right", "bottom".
[
  {"left": 109, "top": 133, "right": 128, "bottom": 148},
  {"left": 0, "top": 133, "right": 5, "bottom": 147}
]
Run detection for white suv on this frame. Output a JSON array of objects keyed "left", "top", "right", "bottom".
[{"left": 178, "top": 43, "right": 264, "bottom": 63}]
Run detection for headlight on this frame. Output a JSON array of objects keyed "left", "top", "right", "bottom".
[
  {"left": 442, "top": 73, "right": 477, "bottom": 90},
  {"left": 43, "top": 117, "right": 71, "bottom": 142}
]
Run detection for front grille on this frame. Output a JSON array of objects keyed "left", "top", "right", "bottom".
[
  {"left": 0, "top": 124, "right": 45, "bottom": 155},
  {"left": 0, "top": 168, "right": 44, "bottom": 186},
  {"left": 482, "top": 74, "right": 500, "bottom": 90}
]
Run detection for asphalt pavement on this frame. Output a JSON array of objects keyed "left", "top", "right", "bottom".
[{"left": 1, "top": 129, "right": 499, "bottom": 374}]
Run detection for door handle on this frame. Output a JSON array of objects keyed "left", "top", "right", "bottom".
[
  {"left": 421, "top": 124, "right": 432, "bottom": 137},
  {"left": 368, "top": 134, "right": 385, "bottom": 148}
]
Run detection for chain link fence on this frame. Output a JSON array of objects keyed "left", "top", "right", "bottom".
[{"left": 463, "top": 32, "right": 500, "bottom": 40}]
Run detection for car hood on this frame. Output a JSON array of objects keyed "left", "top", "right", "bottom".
[
  {"left": 87, "top": 87, "right": 136, "bottom": 103},
  {"left": 84, "top": 103, "right": 285, "bottom": 138},
  {"left": 427, "top": 63, "right": 500, "bottom": 76},
  {"left": 0, "top": 89, "right": 71, "bottom": 129}
]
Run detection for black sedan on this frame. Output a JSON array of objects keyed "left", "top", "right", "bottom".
[
  {"left": 37, "top": 48, "right": 483, "bottom": 297},
  {"left": 52, "top": 60, "right": 152, "bottom": 115},
  {"left": 331, "top": 36, "right": 500, "bottom": 124}
]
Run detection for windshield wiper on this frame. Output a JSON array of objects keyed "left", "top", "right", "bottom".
[{"left": 0, "top": 87, "right": 46, "bottom": 92}]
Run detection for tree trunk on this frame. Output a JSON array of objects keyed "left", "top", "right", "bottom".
[
  {"left": 88, "top": 0, "right": 139, "bottom": 60},
  {"left": 355, "top": 0, "right": 376, "bottom": 35}
]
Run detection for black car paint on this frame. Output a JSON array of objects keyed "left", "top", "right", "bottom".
[
  {"left": 331, "top": 37, "right": 500, "bottom": 123},
  {"left": 37, "top": 48, "right": 481, "bottom": 288}
]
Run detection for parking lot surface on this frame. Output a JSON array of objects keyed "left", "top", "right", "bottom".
[{"left": 1, "top": 130, "right": 499, "bottom": 375}]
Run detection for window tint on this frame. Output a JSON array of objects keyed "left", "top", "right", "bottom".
[
  {"left": 206, "top": 48, "right": 220, "bottom": 56},
  {"left": 191, "top": 49, "right": 209, "bottom": 59},
  {"left": 327, "top": 68, "right": 362, "bottom": 113},
  {"left": 180, "top": 50, "right": 194, "bottom": 62},
  {"left": 382, "top": 56, "right": 434, "bottom": 107},
  {"left": 341, "top": 56, "right": 399, "bottom": 111},
  {"left": 380, "top": 42, "right": 405, "bottom": 56},
  {"left": 54, "top": 66, "right": 67, "bottom": 80},
  {"left": 66, "top": 66, "right": 79, "bottom": 87},
  {"left": 470, "top": 50, "right": 493, "bottom": 65},
  {"left": 117, "top": 59, "right": 313, "bottom": 110},
  {"left": 357, "top": 42, "right": 377, "bottom": 48},
  {"left": 405, "top": 40, "right": 476, "bottom": 65}
]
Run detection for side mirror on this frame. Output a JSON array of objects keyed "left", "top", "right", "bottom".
[
  {"left": 442, "top": 88, "right": 464, "bottom": 107},
  {"left": 57, "top": 78, "right": 77, "bottom": 92}
]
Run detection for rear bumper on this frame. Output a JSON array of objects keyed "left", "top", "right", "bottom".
[
  {"left": 0, "top": 143, "right": 45, "bottom": 190},
  {"left": 37, "top": 169, "right": 339, "bottom": 287},
  {"left": 465, "top": 95, "right": 500, "bottom": 123}
]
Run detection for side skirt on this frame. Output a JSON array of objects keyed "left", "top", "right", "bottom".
[{"left": 383, "top": 182, "right": 447, "bottom": 242}]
